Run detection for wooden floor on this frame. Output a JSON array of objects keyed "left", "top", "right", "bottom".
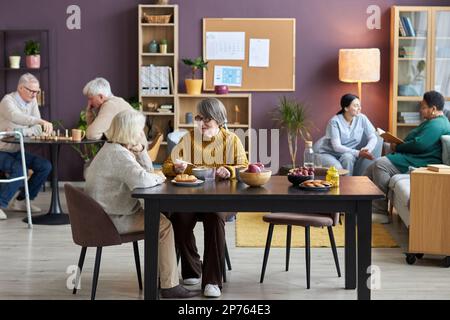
[{"left": 1, "top": 187, "right": 450, "bottom": 300}]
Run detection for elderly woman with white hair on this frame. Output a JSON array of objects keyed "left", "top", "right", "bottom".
[
  {"left": 0, "top": 73, "right": 53, "bottom": 220},
  {"left": 83, "top": 77, "right": 140, "bottom": 142},
  {"left": 85, "top": 110, "right": 198, "bottom": 299},
  {"left": 163, "top": 98, "right": 249, "bottom": 298}
]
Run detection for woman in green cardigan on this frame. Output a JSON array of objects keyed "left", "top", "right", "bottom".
[{"left": 366, "top": 91, "right": 450, "bottom": 223}]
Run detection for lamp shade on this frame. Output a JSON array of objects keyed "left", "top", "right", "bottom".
[{"left": 339, "top": 48, "right": 380, "bottom": 83}]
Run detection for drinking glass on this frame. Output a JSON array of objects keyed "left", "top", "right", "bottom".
[
  {"left": 314, "top": 154, "right": 323, "bottom": 169},
  {"left": 204, "top": 167, "right": 216, "bottom": 181}
]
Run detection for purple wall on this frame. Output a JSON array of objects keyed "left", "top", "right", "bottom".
[{"left": 1, "top": 0, "right": 449, "bottom": 180}]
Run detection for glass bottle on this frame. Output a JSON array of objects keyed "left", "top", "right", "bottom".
[
  {"left": 326, "top": 166, "right": 340, "bottom": 188},
  {"left": 303, "top": 141, "right": 314, "bottom": 169}
]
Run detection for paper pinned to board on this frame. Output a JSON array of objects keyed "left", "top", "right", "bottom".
[
  {"left": 249, "top": 39, "right": 270, "bottom": 67},
  {"left": 213, "top": 66, "right": 243, "bottom": 87},
  {"left": 206, "top": 32, "right": 245, "bottom": 60}
]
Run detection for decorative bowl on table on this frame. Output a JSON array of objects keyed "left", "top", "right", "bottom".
[
  {"left": 287, "top": 173, "right": 314, "bottom": 186},
  {"left": 287, "top": 167, "right": 315, "bottom": 186},
  {"left": 239, "top": 169, "right": 272, "bottom": 187}
]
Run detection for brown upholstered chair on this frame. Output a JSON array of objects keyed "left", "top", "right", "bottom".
[
  {"left": 260, "top": 212, "right": 341, "bottom": 289},
  {"left": 64, "top": 184, "right": 143, "bottom": 300}
]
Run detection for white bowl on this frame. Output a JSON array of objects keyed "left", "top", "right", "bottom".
[{"left": 192, "top": 167, "right": 214, "bottom": 180}]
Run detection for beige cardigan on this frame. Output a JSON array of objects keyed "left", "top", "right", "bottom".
[
  {"left": 0, "top": 93, "right": 42, "bottom": 152},
  {"left": 85, "top": 142, "right": 164, "bottom": 217}
]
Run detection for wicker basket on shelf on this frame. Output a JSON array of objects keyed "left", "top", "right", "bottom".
[{"left": 142, "top": 13, "right": 172, "bottom": 24}]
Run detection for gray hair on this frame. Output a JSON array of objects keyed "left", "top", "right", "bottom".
[
  {"left": 197, "top": 98, "right": 228, "bottom": 128},
  {"left": 106, "top": 110, "right": 145, "bottom": 145},
  {"left": 18, "top": 73, "right": 39, "bottom": 88},
  {"left": 82, "top": 77, "right": 113, "bottom": 97}
]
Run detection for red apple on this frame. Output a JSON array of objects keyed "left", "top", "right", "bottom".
[
  {"left": 247, "top": 164, "right": 262, "bottom": 173},
  {"left": 254, "top": 162, "right": 265, "bottom": 169}
]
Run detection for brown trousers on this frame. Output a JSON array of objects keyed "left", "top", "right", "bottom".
[{"left": 171, "top": 212, "right": 234, "bottom": 289}]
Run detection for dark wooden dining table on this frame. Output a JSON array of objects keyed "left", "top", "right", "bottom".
[
  {"left": 132, "top": 175, "right": 384, "bottom": 300},
  {"left": 2, "top": 136, "right": 104, "bottom": 225}
]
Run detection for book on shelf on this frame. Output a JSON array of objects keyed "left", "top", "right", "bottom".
[
  {"left": 427, "top": 164, "right": 450, "bottom": 172},
  {"left": 398, "top": 111, "right": 421, "bottom": 124},
  {"left": 400, "top": 16, "right": 416, "bottom": 37},
  {"left": 399, "top": 20, "right": 407, "bottom": 37},
  {"left": 377, "top": 128, "right": 405, "bottom": 144},
  {"left": 405, "top": 17, "right": 416, "bottom": 37}
]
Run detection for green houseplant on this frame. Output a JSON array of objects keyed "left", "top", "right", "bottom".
[
  {"left": 273, "top": 96, "right": 312, "bottom": 170},
  {"left": 182, "top": 57, "right": 208, "bottom": 95},
  {"left": 75, "top": 111, "right": 101, "bottom": 163},
  {"left": 24, "top": 40, "right": 41, "bottom": 69}
]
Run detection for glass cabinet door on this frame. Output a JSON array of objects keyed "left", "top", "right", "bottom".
[
  {"left": 397, "top": 10, "right": 429, "bottom": 97},
  {"left": 433, "top": 9, "right": 450, "bottom": 99}
]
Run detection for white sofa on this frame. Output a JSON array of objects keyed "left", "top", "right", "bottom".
[{"left": 388, "top": 135, "right": 450, "bottom": 227}]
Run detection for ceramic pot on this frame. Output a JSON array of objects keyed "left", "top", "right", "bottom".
[
  {"left": 26, "top": 55, "right": 40, "bottom": 69},
  {"left": 9, "top": 56, "right": 21, "bottom": 69},
  {"left": 185, "top": 79, "right": 203, "bottom": 95}
]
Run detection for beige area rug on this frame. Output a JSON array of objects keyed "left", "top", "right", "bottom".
[{"left": 235, "top": 212, "right": 398, "bottom": 248}]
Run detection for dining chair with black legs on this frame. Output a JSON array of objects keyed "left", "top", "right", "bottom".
[
  {"left": 65, "top": 184, "right": 143, "bottom": 300},
  {"left": 260, "top": 212, "right": 341, "bottom": 289}
]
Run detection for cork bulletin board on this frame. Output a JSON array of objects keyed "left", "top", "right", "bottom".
[{"left": 203, "top": 18, "right": 296, "bottom": 92}]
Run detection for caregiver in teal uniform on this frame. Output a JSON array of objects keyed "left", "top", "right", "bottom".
[{"left": 366, "top": 91, "right": 450, "bottom": 223}]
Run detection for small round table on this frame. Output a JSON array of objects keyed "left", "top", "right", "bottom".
[{"left": 2, "top": 137, "right": 104, "bottom": 225}]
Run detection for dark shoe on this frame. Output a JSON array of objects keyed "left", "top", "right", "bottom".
[{"left": 160, "top": 285, "right": 200, "bottom": 299}]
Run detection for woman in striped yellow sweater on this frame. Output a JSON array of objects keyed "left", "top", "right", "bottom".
[{"left": 163, "top": 98, "right": 248, "bottom": 298}]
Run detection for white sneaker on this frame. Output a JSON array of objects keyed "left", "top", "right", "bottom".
[
  {"left": 8, "top": 199, "right": 42, "bottom": 213},
  {"left": 0, "top": 209, "right": 7, "bottom": 220},
  {"left": 203, "top": 284, "right": 221, "bottom": 298},
  {"left": 372, "top": 213, "right": 389, "bottom": 224},
  {"left": 183, "top": 278, "right": 201, "bottom": 285}
]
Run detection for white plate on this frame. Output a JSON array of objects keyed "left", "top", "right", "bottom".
[{"left": 171, "top": 179, "right": 205, "bottom": 186}]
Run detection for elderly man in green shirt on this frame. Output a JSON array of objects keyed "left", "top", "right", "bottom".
[{"left": 366, "top": 91, "right": 450, "bottom": 223}]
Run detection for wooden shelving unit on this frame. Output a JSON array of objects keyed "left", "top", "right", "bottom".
[
  {"left": 138, "top": 6, "right": 253, "bottom": 163},
  {"left": 138, "top": 5, "right": 178, "bottom": 163},
  {"left": 0, "top": 30, "right": 51, "bottom": 120},
  {"left": 390, "top": 6, "right": 450, "bottom": 139}
]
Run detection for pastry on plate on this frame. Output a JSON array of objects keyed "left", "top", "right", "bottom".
[
  {"left": 301, "top": 180, "right": 333, "bottom": 188},
  {"left": 175, "top": 174, "right": 197, "bottom": 183}
]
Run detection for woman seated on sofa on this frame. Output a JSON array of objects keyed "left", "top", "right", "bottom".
[
  {"left": 84, "top": 110, "right": 198, "bottom": 299},
  {"left": 316, "top": 94, "right": 380, "bottom": 176},
  {"left": 163, "top": 98, "right": 248, "bottom": 298},
  {"left": 366, "top": 91, "right": 450, "bottom": 224}
]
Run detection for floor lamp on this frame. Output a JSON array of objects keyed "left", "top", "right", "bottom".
[{"left": 339, "top": 48, "right": 381, "bottom": 103}]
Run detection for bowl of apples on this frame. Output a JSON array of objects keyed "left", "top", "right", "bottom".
[
  {"left": 239, "top": 163, "right": 272, "bottom": 187},
  {"left": 287, "top": 166, "right": 315, "bottom": 186}
]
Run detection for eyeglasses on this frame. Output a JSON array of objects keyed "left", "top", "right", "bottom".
[
  {"left": 23, "top": 86, "right": 41, "bottom": 95},
  {"left": 194, "top": 115, "right": 212, "bottom": 124}
]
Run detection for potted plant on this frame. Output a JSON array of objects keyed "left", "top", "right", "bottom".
[
  {"left": 273, "top": 96, "right": 312, "bottom": 172},
  {"left": 24, "top": 40, "right": 41, "bottom": 69},
  {"left": 159, "top": 39, "right": 168, "bottom": 54},
  {"left": 182, "top": 57, "right": 208, "bottom": 95},
  {"left": 9, "top": 52, "right": 21, "bottom": 69}
]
